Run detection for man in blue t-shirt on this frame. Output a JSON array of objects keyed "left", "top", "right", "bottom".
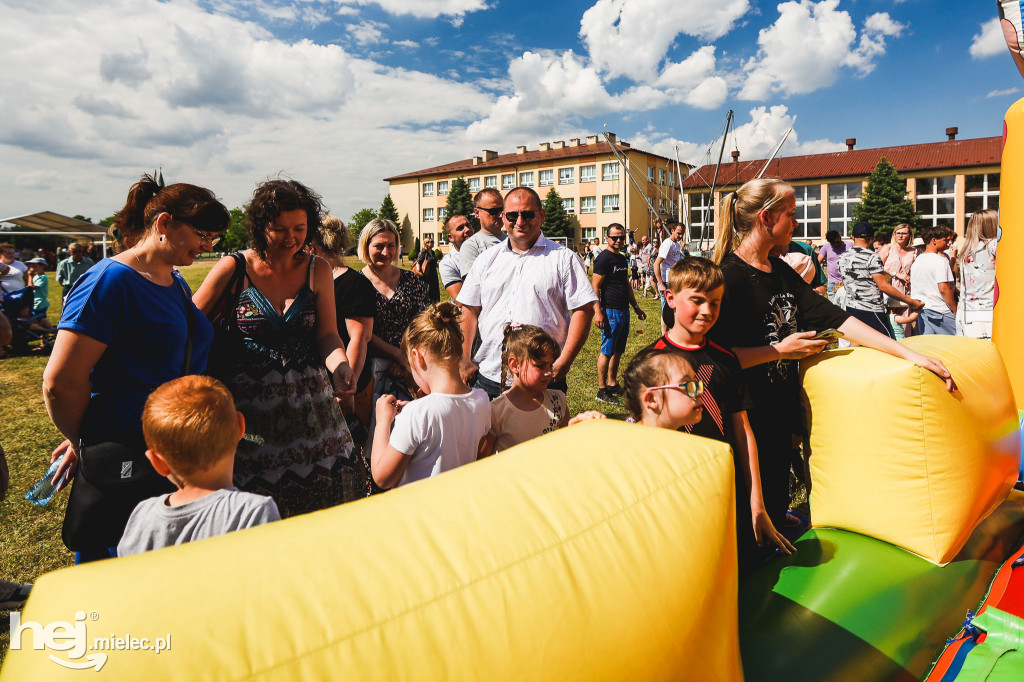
[{"left": 592, "top": 223, "right": 646, "bottom": 403}]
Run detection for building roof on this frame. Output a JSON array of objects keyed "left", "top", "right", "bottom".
[
  {"left": 384, "top": 139, "right": 684, "bottom": 182},
  {"left": 682, "top": 136, "right": 1002, "bottom": 190}
]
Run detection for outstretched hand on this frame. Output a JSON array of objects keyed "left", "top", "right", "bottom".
[
  {"left": 909, "top": 352, "right": 956, "bottom": 392},
  {"left": 753, "top": 510, "right": 796, "bottom": 555}
]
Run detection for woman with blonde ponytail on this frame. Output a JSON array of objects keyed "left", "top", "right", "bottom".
[{"left": 707, "top": 178, "right": 954, "bottom": 538}]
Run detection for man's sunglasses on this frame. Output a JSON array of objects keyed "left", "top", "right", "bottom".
[
  {"left": 607, "top": 235, "right": 625, "bottom": 242},
  {"left": 644, "top": 379, "right": 704, "bottom": 400},
  {"left": 475, "top": 206, "right": 503, "bottom": 217},
  {"left": 504, "top": 210, "right": 536, "bottom": 222}
]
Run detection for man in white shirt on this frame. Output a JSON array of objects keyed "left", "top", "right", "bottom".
[
  {"left": 910, "top": 224, "right": 957, "bottom": 335},
  {"left": 0, "top": 243, "right": 28, "bottom": 294},
  {"left": 653, "top": 224, "right": 685, "bottom": 333},
  {"left": 458, "top": 188, "right": 505, "bottom": 280},
  {"left": 457, "top": 187, "right": 597, "bottom": 399},
  {"left": 438, "top": 214, "right": 473, "bottom": 301}
]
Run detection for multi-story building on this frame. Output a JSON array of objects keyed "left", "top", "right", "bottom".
[
  {"left": 682, "top": 129, "right": 1001, "bottom": 245},
  {"left": 384, "top": 133, "right": 688, "bottom": 250}
]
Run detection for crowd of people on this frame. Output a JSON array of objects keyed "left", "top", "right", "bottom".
[{"left": 0, "top": 173, "right": 979, "bottom": 611}]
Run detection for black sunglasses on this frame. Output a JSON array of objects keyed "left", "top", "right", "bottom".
[
  {"left": 607, "top": 235, "right": 625, "bottom": 241},
  {"left": 504, "top": 210, "right": 536, "bottom": 222},
  {"left": 476, "top": 206, "right": 503, "bottom": 217}
]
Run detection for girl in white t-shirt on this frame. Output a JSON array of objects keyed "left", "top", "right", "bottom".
[
  {"left": 481, "top": 324, "right": 602, "bottom": 455},
  {"left": 371, "top": 301, "right": 491, "bottom": 488}
]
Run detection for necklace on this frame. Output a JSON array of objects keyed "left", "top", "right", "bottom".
[{"left": 132, "top": 248, "right": 154, "bottom": 279}]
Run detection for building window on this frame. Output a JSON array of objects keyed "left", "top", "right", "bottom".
[
  {"left": 422, "top": 182, "right": 434, "bottom": 197},
  {"left": 580, "top": 165, "right": 596, "bottom": 182},
  {"left": 658, "top": 169, "right": 667, "bottom": 185},
  {"left": 519, "top": 171, "right": 534, "bottom": 187},
  {"left": 539, "top": 169, "right": 554, "bottom": 186},
  {"left": 484, "top": 175, "right": 497, "bottom": 189},
  {"left": 828, "top": 182, "right": 862, "bottom": 237},
  {"left": 468, "top": 177, "right": 480, "bottom": 192},
  {"left": 648, "top": 167, "right": 655, "bottom": 182},
  {"left": 558, "top": 168, "right": 574, "bottom": 185},
  {"left": 965, "top": 173, "right": 1000, "bottom": 219},
  {"left": 581, "top": 227, "right": 597, "bottom": 241},
  {"left": 668, "top": 171, "right": 675, "bottom": 187},
  {"left": 603, "top": 162, "right": 619, "bottom": 181},
  {"left": 438, "top": 206, "right": 448, "bottom": 221},
  {"left": 688, "top": 192, "right": 714, "bottom": 242},
  {"left": 793, "top": 184, "right": 822, "bottom": 240},
  {"left": 423, "top": 208, "right": 434, "bottom": 222},
  {"left": 580, "top": 197, "right": 597, "bottom": 214},
  {"left": 562, "top": 198, "right": 575, "bottom": 214},
  {"left": 437, "top": 227, "right": 448, "bottom": 245},
  {"left": 437, "top": 180, "right": 449, "bottom": 195},
  {"left": 658, "top": 198, "right": 666, "bottom": 214},
  {"left": 603, "top": 195, "right": 620, "bottom": 212},
  {"left": 915, "top": 176, "right": 955, "bottom": 228},
  {"left": 502, "top": 174, "right": 515, "bottom": 189}
]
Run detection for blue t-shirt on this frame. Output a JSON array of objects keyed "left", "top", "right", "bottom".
[{"left": 59, "top": 259, "right": 213, "bottom": 446}]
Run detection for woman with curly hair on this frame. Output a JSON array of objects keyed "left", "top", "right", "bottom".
[{"left": 194, "top": 179, "right": 362, "bottom": 516}]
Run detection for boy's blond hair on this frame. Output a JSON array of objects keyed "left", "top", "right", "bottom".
[
  {"left": 666, "top": 256, "right": 724, "bottom": 294},
  {"left": 142, "top": 375, "right": 239, "bottom": 476}
]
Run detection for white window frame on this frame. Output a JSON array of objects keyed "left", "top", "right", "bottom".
[
  {"left": 603, "top": 195, "right": 620, "bottom": 213},
  {"left": 581, "top": 227, "right": 597, "bottom": 241},
  {"left": 558, "top": 168, "right": 574, "bottom": 185},
  {"left": 484, "top": 175, "right": 497, "bottom": 189},
  {"left": 437, "top": 180, "right": 449, "bottom": 195},
  {"left": 502, "top": 174, "right": 515, "bottom": 189},
  {"left": 658, "top": 169, "right": 666, "bottom": 185},
  {"left": 793, "top": 184, "right": 822, "bottom": 240},
  {"left": 468, "top": 177, "right": 481, "bottom": 192},
  {"left": 519, "top": 171, "right": 534, "bottom": 187},
  {"left": 438, "top": 206, "right": 448, "bottom": 221},
  {"left": 422, "top": 182, "right": 433, "bottom": 197},
  {"left": 688, "top": 192, "right": 714, "bottom": 242},
  {"left": 964, "top": 172, "right": 1000, "bottom": 220},
  {"left": 423, "top": 232, "right": 434, "bottom": 243},
  {"left": 422, "top": 208, "right": 434, "bottom": 222},
  {"left": 580, "top": 165, "right": 596, "bottom": 183},
  {"left": 562, "top": 198, "right": 575, "bottom": 214},
  {"left": 914, "top": 176, "right": 955, "bottom": 228},
  {"left": 580, "top": 196, "right": 597, "bottom": 214},
  {"left": 539, "top": 169, "right": 554, "bottom": 186},
  {"left": 602, "top": 163, "right": 619, "bottom": 181},
  {"left": 647, "top": 167, "right": 655, "bottom": 182},
  {"left": 828, "top": 182, "right": 862, "bottom": 237}
]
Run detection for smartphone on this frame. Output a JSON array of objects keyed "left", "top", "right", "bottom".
[{"left": 811, "top": 328, "right": 844, "bottom": 341}]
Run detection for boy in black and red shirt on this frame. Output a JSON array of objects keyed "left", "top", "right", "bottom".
[{"left": 646, "top": 257, "right": 794, "bottom": 573}]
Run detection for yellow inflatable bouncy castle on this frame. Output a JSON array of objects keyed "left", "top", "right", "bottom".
[
  {"left": 801, "top": 336, "right": 1020, "bottom": 565},
  {"left": 1, "top": 421, "right": 742, "bottom": 681}
]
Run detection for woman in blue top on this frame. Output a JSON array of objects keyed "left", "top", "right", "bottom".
[
  {"left": 194, "top": 180, "right": 360, "bottom": 517},
  {"left": 43, "top": 174, "right": 229, "bottom": 560}
]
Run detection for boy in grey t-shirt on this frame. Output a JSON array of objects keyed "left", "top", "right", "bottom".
[{"left": 117, "top": 376, "right": 279, "bottom": 557}]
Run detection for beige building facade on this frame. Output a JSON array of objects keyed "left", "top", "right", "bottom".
[{"left": 384, "top": 134, "right": 688, "bottom": 251}]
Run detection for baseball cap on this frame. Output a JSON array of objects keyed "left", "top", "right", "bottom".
[{"left": 851, "top": 222, "right": 873, "bottom": 239}]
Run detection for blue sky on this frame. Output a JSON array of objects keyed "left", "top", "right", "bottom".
[{"left": 0, "top": 0, "right": 1018, "bottom": 224}]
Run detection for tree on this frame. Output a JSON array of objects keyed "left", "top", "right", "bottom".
[
  {"left": 379, "top": 194, "right": 399, "bottom": 224},
  {"left": 853, "top": 158, "right": 917, "bottom": 233},
  {"left": 221, "top": 207, "right": 249, "bottom": 252},
  {"left": 349, "top": 207, "right": 377, "bottom": 245},
  {"left": 541, "top": 188, "right": 573, "bottom": 240},
  {"left": 444, "top": 176, "right": 477, "bottom": 230},
  {"left": 72, "top": 214, "right": 94, "bottom": 223}
]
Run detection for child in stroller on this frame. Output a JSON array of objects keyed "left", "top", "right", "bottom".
[{"left": 0, "top": 287, "right": 53, "bottom": 355}]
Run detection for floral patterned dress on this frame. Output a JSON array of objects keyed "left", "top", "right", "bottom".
[
  {"left": 229, "top": 255, "right": 360, "bottom": 516},
  {"left": 957, "top": 240, "right": 997, "bottom": 339}
]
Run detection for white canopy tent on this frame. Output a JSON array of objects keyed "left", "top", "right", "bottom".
[{"left": 0, "top": 211, "right": 110, "bottom": 257}]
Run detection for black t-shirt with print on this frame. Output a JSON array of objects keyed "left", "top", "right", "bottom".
[
  {"left": 707, "top": 253, "right": 850, "bottom": 433},
  {"left": 593, "top": 249, "right": 631, "bottom": 309},
  {"left": 647, "top": 335, "right": 753, "bottom": 447}
]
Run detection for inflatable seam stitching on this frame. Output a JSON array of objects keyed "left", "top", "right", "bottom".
[{"left": 242, "top": 451, "right": 730, "bottom": 680}]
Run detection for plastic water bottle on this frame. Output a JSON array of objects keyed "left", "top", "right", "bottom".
[{"left": 25, "top": 455, "right": 69, "bottom": 506}]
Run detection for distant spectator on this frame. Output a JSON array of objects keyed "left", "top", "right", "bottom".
[
  {"left": 24, "top": 258, "right": 53, "bottom": 330},
  {"left": 0, "top": 243, "right": 27, "bottom": 293},
  {"left": 459, "top": 188, "right": 505, "bottom": 280},
  {"left": 413, "top": 236, "right": 440, "bottom": 303},
  {"left": 910, "top": 224, "right": 957, "bottom": 335},
  {"left": 956, "top": 209, "right": 999, "bottom": 339},
  {"left": 817, "top": 229, "right": 850, "bottom": 301},
  {"left": 883, "top": 224, "right": 918, "bottom": 337},
  {"left": 56, "top": 243, "right": 95, "bottom": 300},
  {"left": 592, "top": 223, "right": 645, "bottom": 403},
  {"left": 438, "top": 214, "right": 473, "bottom": 301}
]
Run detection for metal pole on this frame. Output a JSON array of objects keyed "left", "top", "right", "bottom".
[{"left": 701, "top": 109, "right": 733, "bottom": 253}]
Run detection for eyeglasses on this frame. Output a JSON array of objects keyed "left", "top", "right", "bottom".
[
  {"left": 475, "top": 206, "right": 503, "bottom": 217},
  {"left": 608, "top": 235, "right": 625, "bottom": 242},
  {"left": 644, "top": 379, "right": 704, "bottom": 399},
  {"left": 504, "top": 210, "right": 536, "bottom": 223},
  {"left": 188, "top": 224, "right": 217, "bottom": 242}
]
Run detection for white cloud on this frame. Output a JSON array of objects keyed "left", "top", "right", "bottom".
[
  {"left": 655, "top": 46, "right": 728, "bottom": 109},
  {"left": 466, "top": 50, "right": 666, "bottom": 144},
  {"left": 335, "top": 0, "right": 487, "bottom": 20},
  {"left": 740, "top": 0, "right": 902, "bottom": 100},
  {"left": 580, "top": 0, "right": 749, "bottom": 83},
  {"left": 14, "top": 170, "right": 62, "bottom": 190},
  {"left": 393, "top": 39, "right": 418, "bottom": 48},
  {"left": 988, "top": 87, "right": 1021, "bottom": 98},
  {"left": 970, "top": 18, "right": 1006, "bottom": 59},
  {"left": 347, "top": 20, "right": 385, "bottom": 46}
]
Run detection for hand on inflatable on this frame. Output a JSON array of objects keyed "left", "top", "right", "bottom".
[
  {"left": 775, "top": 331, "right": 828, "bottom": 359},
  {"left": 568, "top": 411, "right": 606, "bottom": 426},
  {"left": 753, "top": 510, "right": 796, "bottom": 555},
  {"left": 908, "top": 351, "right": 956, "bottom": 392},
  {"left": 50, "top": 439, "right": 78, "bottom": 490}
]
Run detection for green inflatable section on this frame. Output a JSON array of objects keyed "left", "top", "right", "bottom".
[
  {"left": 739, "top": 495, "right": 1024, "bottom": 682},
  {"left": 955, "top": 608, "right": 1024, "bottom": 681}
]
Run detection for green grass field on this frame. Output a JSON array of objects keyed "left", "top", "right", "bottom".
[{"left": 0, "top": 257, "right": 667, "bottom": 629}]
